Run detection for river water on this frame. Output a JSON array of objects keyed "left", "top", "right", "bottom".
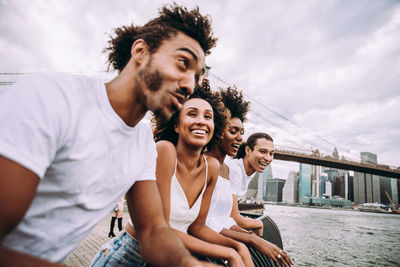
[{"left": 264, "top": 204, "right": 400, "bottom": 267}]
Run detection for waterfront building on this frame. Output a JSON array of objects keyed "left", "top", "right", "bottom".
[
  {"left": 320, "top": 173, "right": 328, "bottom": 196},
  {"left": 311, "top": 165, "right": 321, "bottom": 197},
  {"left": 360, "top": 152, "right": 377, "bottom": 164},
  {"left": 379, "top": 177, "right": 399, "bottom": 206},
  {"left": 266, "top": 178, "right": 286, "bottom": 202},
  {"left": 244, "top": 172, "right": 258, "bottom": 200},
  {"left": 353, "top": 171, "right": 366, "bottom": 204},
  {"left": 354, "top": 172, "right": 381, "bottom": 203},
  {"left": 347, "top": 171, "right": 354, "bottom": 202},
  {"left": 353, "top": 152, "right": 382, "bottom": 204},
  {"left": 333, "top": 174, "right": 345, "bottom": 198},
  {"left": 244, "top": 165, "right": 272, "bottom": 200},
  {"left": 322, "top": 168, "right": 338, "bottom": 183},
  {"left": 392, "top": 179, "right": 399, "bottom": 206},
  {"left": 299, "top": 163, "right": 312, "bottom": 204},
  {"left": 365, "top": 173, "right": 373, "bottom": 203},
  {"left": 372, "top": 175, "right": 381, "bottom": 203},
  {"left": 282, "top": 171, "right": 299, "bottom": 203},
  {"left": 360, "top": 152, "right": 380, "bottom": 203},
  {"left": 260, "top": 165, "right": 273, "bottom": 199},
  {"left": 377, "top": 177, "right": 398, "bottom": 206},
  {"left": 380, "top": 176, "right": 392, "bottom": 205},
  {"left": 325, "top": 180, "right": 332, "bottom": 197}
]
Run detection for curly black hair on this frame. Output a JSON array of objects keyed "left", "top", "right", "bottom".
[
  {"left": 104, "top": 3, "right": 217, "bottom": 71},
  {"left": 219, "top": 86, "right": 250, "bottom": 123},
  {"left": 153, "top": 80, "right": 227, "bottom": 151}
]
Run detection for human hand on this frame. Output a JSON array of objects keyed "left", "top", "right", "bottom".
[
  {"left": 253, "top": 238, "right": 292, "bottom": 267},
  {"left": 226, "top": 248, "right": 246, "bottom": 267},
  {"left": 235, "top": 242, "right": 254, "bottom": 267},
  {"left": 252, "top": 219, "right": 263, "bottom": 237}
]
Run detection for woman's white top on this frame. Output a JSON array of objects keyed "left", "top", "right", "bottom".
[
  {"left": 206, "top": 176, "right": 236, "bottom": 232},
  {"left": 169, "top": 154, "right": 208, "bottom": 233}
]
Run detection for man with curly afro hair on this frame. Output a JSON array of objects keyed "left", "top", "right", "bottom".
[{"left": 0, "top": 3, "right": 217, "bottom": 267}]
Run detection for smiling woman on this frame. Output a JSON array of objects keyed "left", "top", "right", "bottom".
[{"left": 153, "top": 80, "right": 227, "bottom": 150}]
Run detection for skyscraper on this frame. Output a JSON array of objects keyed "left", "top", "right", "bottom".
[
  {"left": 266, "top": 178, "right": 286, "bottom": 202},
  {"left": 311, "top": 165, "right": 321, "bottom": 197},
  {"left": 380, "top": 177, "right": 392, "bottom": 205},
  {"left": 244, "top": 165, "right": 272, "bottom": 200},
  {"left": 361, "top": 152, "right": 377, "bottom": 164},
  {"left": 353, "top": 171, "right": 366, "bottom": 204},
  {"left": 391, "top": 179, "right": 399, "bottom": 206},
  {"left": 299, "top": 163, "right": 312, "bottom": 204},
  {"left": 333, "top": 174, "right": 345, "bottom": 198},
  {"left": 354, "top": 152, "right": 381, "bottom": 204},
  {"left": 282, "top": 171, "right": 299, "bottom": 203}
]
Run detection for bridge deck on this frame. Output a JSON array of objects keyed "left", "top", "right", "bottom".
[{"left": 274, "top": 150, "right": 400, "bottom": 179}]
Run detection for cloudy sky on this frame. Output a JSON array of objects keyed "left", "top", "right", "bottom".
[{"left": 1, "top": 0, "right": 399, "bottom": 178}]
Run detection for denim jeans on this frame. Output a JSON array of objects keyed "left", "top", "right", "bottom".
[{"left": 90, "top": 231, "right": 145, "bottom": 267}]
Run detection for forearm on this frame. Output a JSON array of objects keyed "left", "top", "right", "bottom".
[
  {"left": 234, "top": 215, "right": 262, "bottom": 231},
  {"left": 174, "top": 229, "right": 236, "bottom": 260},
  {"left": 220, "top": 228, "right": 255, "bottom": 245},
  {"left": 189, "top": 225, "right": 254, "bottom": 267},
  {"left": 229, "top": 224, "right": 252, "bottom": 234},
  {"left": 188, "top": 224, "right": 241, "bottom": 250},
  {"left": 137, "top": 226, "right": 195, "bottom": 267},
  {"left": 0, "top": 246, "right": 64, "bottom": 267},
  {"left": 231, "top": 195, "right": 262, "bottom": 233}
]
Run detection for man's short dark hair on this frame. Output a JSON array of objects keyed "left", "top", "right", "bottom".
[{"left": 105, "top": 3, "right": 217, "bottom": 71}]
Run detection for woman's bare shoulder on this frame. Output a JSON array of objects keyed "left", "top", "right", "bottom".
[
  {"left": 205, "top": 155, "right": 220, "bottom": 181},
  {"left": 156, "top": 140, "right": 177, "bottom": 155},
  {"left": 205, "top": 154, "right": 220, "bottom": 166}
]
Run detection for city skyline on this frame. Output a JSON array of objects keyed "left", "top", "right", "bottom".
[
  {"left": 246, "top": 151, "right": 399, "bottom": 207},
  {"left": 1, "top": 0, "right": 399, "bottom": 179}
]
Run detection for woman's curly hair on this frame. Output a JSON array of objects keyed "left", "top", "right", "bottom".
[
  {"left": 152, "top": 80, "right": 227, "bottom": 151},
  {"left": 104, "top": 3, "right": 217, "bottom": 71},
  {"left": 219, "top": 86, "right": 250, "bottom": 122}
]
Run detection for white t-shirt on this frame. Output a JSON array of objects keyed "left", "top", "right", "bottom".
[
  {"left": 225, "top": 158, "right": 255, "bottom": 197},
  {"left": 206, "top": 176, "right": 236, "bottom": 232},
  {"left": 0, "top": 73, "right": 156, "bottom": 262}
]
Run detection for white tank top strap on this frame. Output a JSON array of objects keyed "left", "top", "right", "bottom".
[
  {"left": 173, "top": 157, "right": 178, "bottom": 174},
  {"left": 202, "top": 154, "right": 208, "bottom": 191}
]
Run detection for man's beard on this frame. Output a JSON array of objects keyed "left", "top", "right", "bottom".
[
  {"left": 136, "top": 57, "right": 177, "bottom": 122},
  {"left": 137, "top": 56, "right": 162, "bottom": 92},
  {"left": 152, "top": 108, "right": 170, "bottom": 124}
]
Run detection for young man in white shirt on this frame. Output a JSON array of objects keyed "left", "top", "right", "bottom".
[
  {"left": 226, "top": 132, "right": 275, "bottom": 237},
  {"left": 0, "top": 4, "right": 217, "bottom": 267}
]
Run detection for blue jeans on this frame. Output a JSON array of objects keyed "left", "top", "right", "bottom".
[{"left": 90, "top": 231, "right": 145, "bottom": 267}]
